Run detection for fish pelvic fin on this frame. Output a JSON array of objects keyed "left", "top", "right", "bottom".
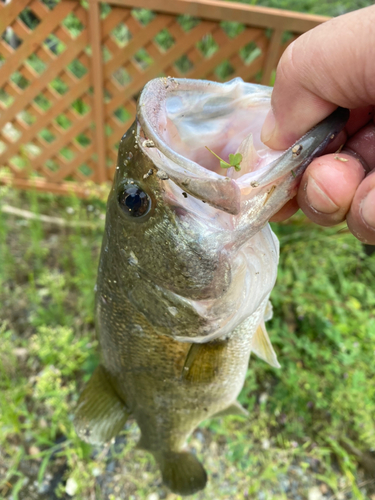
[
  {"left": 74, "top": 365, "right": 130, "bottom": 445},
  {"left": 251, "top": 323, "right": 281, "bottom": 368},
  {"left": 212, "top": 400, "right": 249, "bottom": 418},
  {"left": 156, "top": 451, "right": 207, "bottom": 496}
]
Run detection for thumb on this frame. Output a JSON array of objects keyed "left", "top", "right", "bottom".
[{"left": 261, "top": 5, "right": 375, "bottom": 150}]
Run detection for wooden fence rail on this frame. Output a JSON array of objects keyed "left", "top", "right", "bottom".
[{"left": 0, "top": 0, "right": 328, "bottom": 196}]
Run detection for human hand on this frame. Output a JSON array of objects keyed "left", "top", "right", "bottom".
[{"left": 261, "top": 5, "right": 375, "bottom": 244}]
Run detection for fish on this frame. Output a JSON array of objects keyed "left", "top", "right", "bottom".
[{"left": 74, "top": 77, "right": 348, "bottom": 496}]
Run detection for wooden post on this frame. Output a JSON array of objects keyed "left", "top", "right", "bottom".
[{"left": 88, "top": 0, "right": 107, "bottom": 184}]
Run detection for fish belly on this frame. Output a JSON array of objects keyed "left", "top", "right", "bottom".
[{"left": 98, "top": 293, "right": 265, "bottom": 452}]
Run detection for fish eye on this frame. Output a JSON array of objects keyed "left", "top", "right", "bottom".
[{"left": 118, "top": 183, "right": 151, "bottom": 218}]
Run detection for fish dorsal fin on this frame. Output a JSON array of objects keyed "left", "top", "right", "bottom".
[
  {"left": 182, "top": 341, "right": 227, "bottom": 383},
  {"left": 212, "top": 400, "right": 249, "bottom": 418},
  {"left": 74, "top": 365, "right": 130, "bottom": 444},
  {"left": 251, "top": 323, "right": 281, "bottom": 368}
]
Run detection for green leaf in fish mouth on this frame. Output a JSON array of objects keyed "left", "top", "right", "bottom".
[{"left": 205, "top": 146, "right": 243, "bottom": 172}]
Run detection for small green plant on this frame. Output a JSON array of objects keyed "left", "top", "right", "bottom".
[{"left": 205, "top": 146, "right": 243, "bottom": 171}]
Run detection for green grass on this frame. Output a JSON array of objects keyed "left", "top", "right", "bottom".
[{"left": 0, "top": 186, "right": 374, "bottom": 499}]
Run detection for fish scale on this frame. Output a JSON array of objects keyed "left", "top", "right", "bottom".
[
  {"left": 74, "top": 77, "right": 349, "bottom": 496},
  {"left": 97, "top": 257, "right": 256, "bottom": 454}
]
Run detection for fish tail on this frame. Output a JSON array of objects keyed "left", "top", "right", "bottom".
[{"left": 156, "top": 451, "right": 207, "bottom": 496}]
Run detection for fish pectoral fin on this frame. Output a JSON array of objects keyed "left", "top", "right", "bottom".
[
  {"left": 212, "top": 400, "right": 249, "bottom": 418},
  {"left": 74, "top": 365, "right": 130, "bottom": 445},
  {"left": 156, "top": 451, "right": 207, "bottom": 496},
  {"left": 182, "top": 341, "right": 227, "bottom": 384},
  {"left": 251, "top": 323, "right": 281, "bottom": 368}
]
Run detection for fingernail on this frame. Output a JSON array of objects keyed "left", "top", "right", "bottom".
[
  {"left": 361, "top": 189, "right": 375, "bottom": 228},
  {"left": 305, "top": 176, "right": 339, "bottom": 214},
  {"left": 261, "top": 109, "right": 276, "bottom": 144}
]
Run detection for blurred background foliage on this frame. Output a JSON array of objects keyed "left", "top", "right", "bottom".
[
  {"left": 1, "top": 0, "right": 375, "bottom": 499},
  {"left": 231, "top": 0, "right": 372, "bottom": 16}
]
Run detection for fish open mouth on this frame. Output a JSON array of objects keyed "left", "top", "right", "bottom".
[
  {"left": 138, "top": 77, "right": 349, "bottom": 217},
  {"left": 138, "top": 77, "right": 278, "bottom": 215}
]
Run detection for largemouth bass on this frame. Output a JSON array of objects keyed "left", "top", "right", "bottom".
[{"left": 74, "top": 78, "right": 348, "bottom": 495}]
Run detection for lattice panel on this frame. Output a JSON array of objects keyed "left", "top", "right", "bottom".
[
  {"left": 0, "top": 0, "right": 96, "bottom": 188},
  {"left": 0, "top": 0, "right": 311, "bottom": 196}
]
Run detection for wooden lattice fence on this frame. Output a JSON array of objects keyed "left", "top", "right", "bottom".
[{"left": 0, "top": 0, "right": 328, "bottom": 196}]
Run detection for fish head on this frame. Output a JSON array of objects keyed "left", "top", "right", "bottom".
[
  {"left": 106, "top": 120, "right": 232, "bottom": 302},
  {"left": 104, "top": 78, "right": 348, "bottom": 340}
]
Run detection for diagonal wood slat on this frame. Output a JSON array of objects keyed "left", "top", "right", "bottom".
[
  {"left": 188, "top": 28, "right": 264, "bottom": 79},
  {"left": 27, "top": 114, "right": 92, "bottom": 175},
  {"left": 103, "top": 14, "right": 174, "bottom": 79},
  {"left": 0, "top": 0, "right": 31, "bottom": 34},
  {"left": 106, "top": 19, "right": 218, "bottom": 115},
  {"left": 0, "top": 0, "right": 327, "bottom": 196},
  {"left": 0, "top": 73, "right": 91, "bottom": 165},
  {"left": 0, "top": 2, "right": 76, "bottom": 88},
  {"left": 0, "top": 31, "right": 89, "bottom": 130}
]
